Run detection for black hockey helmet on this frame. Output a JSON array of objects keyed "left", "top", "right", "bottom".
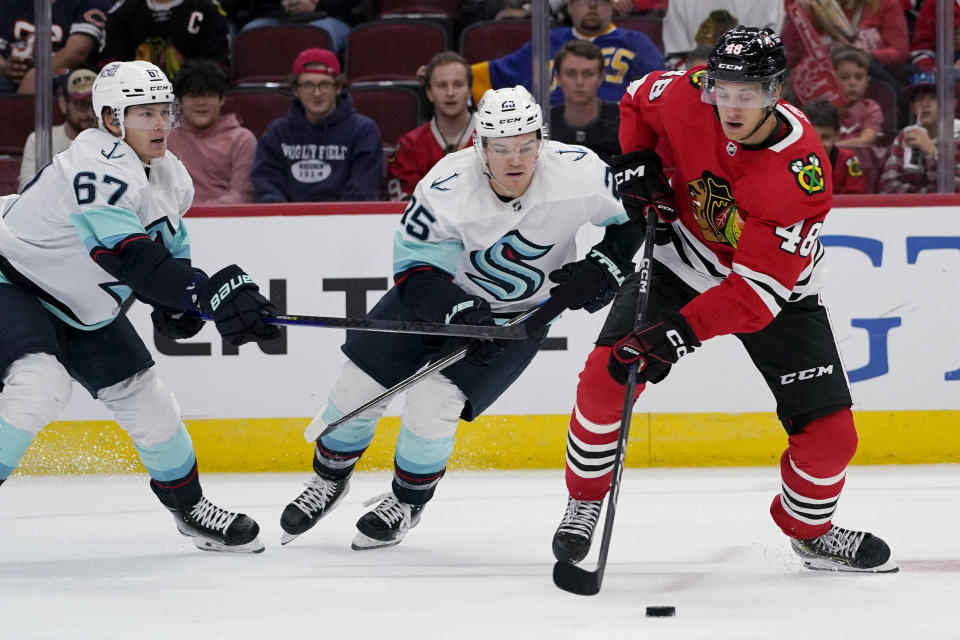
[
  {"left": 702, "top": 26, "right": 786, "bottom": 108},
  {"left": 707, "top": 26, "right": 786, "bottom": 82}
]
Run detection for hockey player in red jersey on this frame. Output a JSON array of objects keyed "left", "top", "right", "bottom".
[{"left": 552, "top": 26, "right": 897, "bottom": 573}]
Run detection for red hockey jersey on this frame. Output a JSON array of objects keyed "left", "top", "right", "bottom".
[{"left": 620, "top": 68, "right": 832, "bottom": 341}]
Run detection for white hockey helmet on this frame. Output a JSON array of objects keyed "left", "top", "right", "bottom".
[
  {"left": 93, "top": 60, "right": 177, "bottom": 138},
  {"left": 473, "top": 85, "right": 544, "bottom": 139}
]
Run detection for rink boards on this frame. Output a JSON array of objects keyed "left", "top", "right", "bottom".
[{"left": 20, "top": 196, "right": 960, "bottom": 473}]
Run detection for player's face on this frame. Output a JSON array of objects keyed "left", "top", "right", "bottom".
[
  {"left": 556, "top": 54, "right": 603, "bottom": 106},
  {"left": 59, "top": 94, "right": 97, "bottom": 133},
  {"left": 180, "top": 92, "right": 224, "bottom": 130},
  {"left": 714, "top": 81, "right": 775, "bottom": 143},
  {"left": 911, "top": 93, "right": 938, "bottom": 127},
  {"left": 111, "top": 103, "right": 176, "bottom": 162},
  {"left": 483, "top": 132, "right": 541, "bottom": 197},
  {"left": 567, "top": 0, "right": 613, "bottom": 35},
  {"left": 835, "top": 61, "right": 868, "bottom": 104},
  {"left": 425, "top": 62, "right": 471, "bottom": 120},
  {"left": 295, "top": 71, "right": 340, "bottom": 122},
  {"left": 813, "top": 124, "right": 837, "bottom": 154}
]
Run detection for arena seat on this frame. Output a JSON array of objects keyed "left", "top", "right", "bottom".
[
  {"left": 0, "top": 157, "right": 20, "bottom": 195},
  {"left": 349, "top": 81, "right": 426, "bottom": 147},
  {"left": 460, "top": 19, "right": 532, "bottom": 63},
  {"left": 232, "top": 25, "right": 333, "bottom": 85},
  {"left": 376, "top": 0, "right": 462, "bottom": 20},
  {"left": 346, "top": 19, "right": 449, "bottom": 82},
  {"left": 613, "top": 14, "right": 664, "bottom": 52},
  {"left": 222, "top": 87, "right": 292, "bottom": 139}
]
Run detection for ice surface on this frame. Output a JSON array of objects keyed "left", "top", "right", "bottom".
[{"left": 1, "top": 466, "right": 957, "bottom": 639}]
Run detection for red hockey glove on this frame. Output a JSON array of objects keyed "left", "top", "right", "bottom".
[
  {"left": 610, "top": 150, "right": 678, "bottom": 226},
  {"left": 607, "top": 310, "right": 700, "bottom": 385}
]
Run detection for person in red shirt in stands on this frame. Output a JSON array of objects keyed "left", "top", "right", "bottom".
[
  {"left": 386, "top": 52, "right": 474, "bottom": 201},
  {"left": 804, "top": 98, "right": 868, "bottom": 194}
]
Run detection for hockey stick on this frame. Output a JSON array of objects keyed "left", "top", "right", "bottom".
[
  {"left": 303, "top": 277, "right": 594, "bottom": 443},
  {"left": 553, "top": 205, "right": 659, "bottom": 596},
  {"left": 196, "top": 312, "right": 528, "bottom": 340}
]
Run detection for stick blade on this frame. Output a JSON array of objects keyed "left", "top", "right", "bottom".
[{"left": 553, "top": 561, "right": 602, "bottom": 596}]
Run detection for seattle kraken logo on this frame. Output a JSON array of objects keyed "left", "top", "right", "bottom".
[
  {"left": 101, "top": 141, "right": 125, "bottom": 160},
  {"left": 466, "top": 231, "right": 552, "bottom": 301}
]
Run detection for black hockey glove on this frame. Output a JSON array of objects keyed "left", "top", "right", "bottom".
[
  {"left": 445, "top": 296, "right": 505, "bottom": 366},
  {"left": 151, "top": 306, "right": 205, "bottom": 340},
  {"left": 548, "top": 246, "right": 632, "bottom": 313},
  {"left": 610, "top": 150, "right": 677, "bottom": 244},
  {"left": 607, "top": 310, "right": 700, "bottom": 385},
  {"left": 198, "top": 265, "right": 282, "bottom": 347}
]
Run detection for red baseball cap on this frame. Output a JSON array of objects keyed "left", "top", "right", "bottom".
[{"left": 292, "top": 48, "right": 341, "bottom": 76}]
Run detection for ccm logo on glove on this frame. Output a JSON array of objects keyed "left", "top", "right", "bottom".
[{"left": 209, "top": 274, "right": 254, "bottom": 311}]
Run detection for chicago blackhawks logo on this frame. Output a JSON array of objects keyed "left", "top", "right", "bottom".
[
  {"left": 846, "top": 155, "right": 863, "bottom": 178},
  {"left": 686, "top": 171, "right": 744, "bottom": 248},
  {"left": 689, "top": 69, "right": 706, "bottom": 89},
  {"left": 789, "top": 153, "right": 825, "bottom": 196},
  {"left": 467, "top": 231, "right": 552, "bottom": 301}
]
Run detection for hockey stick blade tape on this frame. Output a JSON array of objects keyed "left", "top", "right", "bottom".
[{"left": 645, "top": 606, "right": 676, "bottom": 617}]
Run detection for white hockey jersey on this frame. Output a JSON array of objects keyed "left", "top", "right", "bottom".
[
  {"left": 394, "top": 140, "right": 628, "bottom": 315},
  {"left": 0, "top": 128, "right": 194, "bottom": 329}
]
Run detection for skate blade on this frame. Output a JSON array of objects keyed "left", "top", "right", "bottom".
[
  {"left": 800, "top": 557, "right": 899, "bottom": 573},
  {"left": 280, "top": 531, "right": 300, "bottom": 546},
  {"left": 351, "top": 531, "right": 403, "bottom": 551},
  {"left": 192, "top": 535, "right": 265, "bottom": 554}
]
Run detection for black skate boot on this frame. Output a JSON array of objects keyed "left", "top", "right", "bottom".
[
  {"left": 791, "top": 525, "right": 898, "bottom": 573},
  {"left": 351, "top": 492, "right": 423, "bottom": 550},
  {"left": 552, "top": 497, "right": 603, "bottom": 564},
  {"left": 169, "top": 496, "right": 264, "bottom": 553},
  {"left": 280, "top": 474, "right": 350, "bottom": 545}
]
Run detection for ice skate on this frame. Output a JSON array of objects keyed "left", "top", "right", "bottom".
[
  {"left": 280, "top": 474, "right": 350, "bottom": 544},
  {"left": 351, "top": 492, "right": 423, "bottom": 550},
  {"left": 169, "top": 496, "right": 264, "bottom": 553},
  {"left": 791, "top": 525, "right": 898, "bottom": 573},
  {"left": 552, "top": 497, "right": 603, "bottom": 564}
]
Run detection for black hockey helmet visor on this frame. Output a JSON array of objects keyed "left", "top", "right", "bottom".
[{"left": 702, "top": 25, "right": 786, "bottom": 108}]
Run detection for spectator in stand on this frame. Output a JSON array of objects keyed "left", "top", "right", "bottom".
[
  {"left": 662, "top": 2, "right": 785, "bottom": 68},
  {"left": 492, "top": 0, "right": 637, "bottom": 20},
  {"left": 782, "top": 0, "right": 909, "bottom": 74},
  {"left": 878, "top": 73, "right": 960, "bottom": 194},
  {"left": 18, "top": 68, "right": 98, "bottom": 191},
  {"left": 684, "top": 44, "right": 713, "bottom": 69},
  {"left": 549, "top": 40, "right": 620, "bottom": 163},
  {"left": 251, "top": 48, "right": 382, "bottom": 202},
  {"left": 238, "top": 0, "right": 354, "bottom": 55},
  {"left": 832, "top": 46, "right": 883, "bottom": 147},
  {"left": 166, "top": 60, "right": 256, "bottom": 205},
  {"left": 471, "top": 0, "right": 665, "bottom": 106},
  {"left": 387, "top": 52, "right": 474, "bottom": 202},
  {"left": 910, "top": 0, "right": 960, "bottom": 72},
  {"left": 100, "top": 0, "right": 231, "bottom": 81},
  {"left": 0, "top": 0, "right": 110, "bottom": 94},
  {"left": 804, "top": 98, "right": 868, "bottom": 194}
]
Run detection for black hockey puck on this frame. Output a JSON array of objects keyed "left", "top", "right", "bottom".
[{"left": 645, "top": 606, "right": 676, "bottom": 617}]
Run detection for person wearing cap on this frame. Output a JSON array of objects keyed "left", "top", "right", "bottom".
[
  {"left": 251, "top": 48, "right": 382, "bottom": 202},
  {"left": 166, "top": 59, "right": 256, "bottom": 204},
  {"left": 878, "top": 73, "right": 960, "bottom": 194},
  {"left": 18, "top": 68, "right": 98, "bottom": 191}
]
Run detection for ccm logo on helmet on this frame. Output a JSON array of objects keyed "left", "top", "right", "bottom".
[
  {"left": 499, "top": 117, "right": 521, "bottom": 124},
  {"left": 718, "top": 63, "right": 744, "bottom": 70},
  {"left": 209, "top": 274, "right": 254, "bottom": 311},
  {"left": 780, "top": 365, "right": 834, "bottom": 385}
]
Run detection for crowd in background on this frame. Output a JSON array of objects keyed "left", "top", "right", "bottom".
[{"left": 1, "top": 0, "right": 958, "bottom": 200}]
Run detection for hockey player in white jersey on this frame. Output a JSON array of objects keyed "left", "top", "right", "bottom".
[
  {"left": 279, "top": 85, "right": 648, "bottom": 550},
  {"left": 0, "top": 61, "right": 280, "bottom": 553}
]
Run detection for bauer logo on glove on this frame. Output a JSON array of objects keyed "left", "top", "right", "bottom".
[{"left": 209, "top": 273, "right": 255, "bottom": 311}]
